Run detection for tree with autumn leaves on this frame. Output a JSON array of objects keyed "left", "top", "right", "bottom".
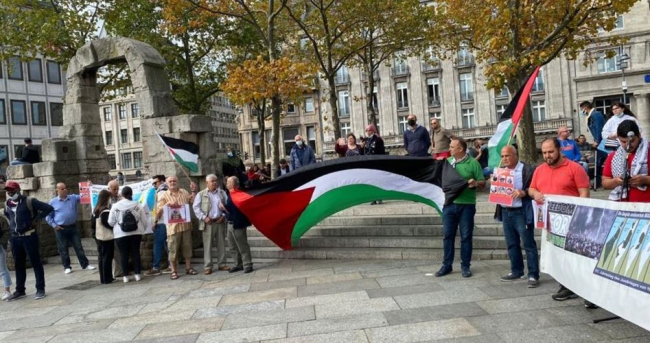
[{"left": 436, "top": 0, "right": 638, "bottom": 163}]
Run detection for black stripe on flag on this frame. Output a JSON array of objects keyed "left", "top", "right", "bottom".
[
  {"left": 159, "top": 135, "right": 199, "bottom": 155},
  {"left": 496, "top": 68, "right": 540, "bottom": 124}
]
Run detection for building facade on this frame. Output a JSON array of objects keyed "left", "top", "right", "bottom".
[
  {"left": 0, "top": 56, "right": 65, "bottom": 176},
  {"left": 209, "top": 94, "right": 241, "bottom": 156},
  {"left": 237, "top": 2, "right": 650, "bottom": 162}
]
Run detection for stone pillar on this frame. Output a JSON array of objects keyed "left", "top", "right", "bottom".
[{"left": 634, "top": 92, "right": 650, "bottom": 137}]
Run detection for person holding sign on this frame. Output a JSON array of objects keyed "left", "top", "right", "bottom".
[{"left": 493, "top": 145, "right": 540, "bottom": 288}]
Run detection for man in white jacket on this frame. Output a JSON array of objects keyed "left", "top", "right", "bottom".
[{"left": 108, "top": 186, "right": 146, "bottom": 283}]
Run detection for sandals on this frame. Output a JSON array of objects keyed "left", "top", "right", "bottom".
[
  {"left": 186, "top": 268, "right": 198, "bottom": 275},
  {"left": 170, "top": 272, "right": 179, "bottom": 280},
  {"left": 204, "top": 268, "right": 212, "bottom": 275}
]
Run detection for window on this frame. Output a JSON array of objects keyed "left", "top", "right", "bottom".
[
  {"left": 396, "top": 82, "right": 409, "bottom": 109},
  {"left": 0, "top": 145, "right": 9, "bottom": 170},
  {"left": 120, "top": 129, "right": 128, "bottom": 144},
  {"left": 532, "top": 70, "right": 544, "bottom": 92},
  {"left": 27, "top": 59, "right": 43, "bottom": 82},
  {"left": 133, "top": 152, "right": 143, "bottom": 168},
  {"left": 265, "top": 130, "right": 272, "bottom": 158},
  {"left": 46, "top": 61, "right": 61, "bottom": 84},
  {"left": 459, "top": 73, "right": 473, "bottom": 101},
  {"left": 338, "top": 90, "right": 350, "bottom": 117},
  {"left": 462, "top": 108, "right": 475, "bottom": 129},
  {"left": 427, "top": 78, "right": 440, "bottom": 106},
  {"left": 50, "top": 102, "right": 63, "bottom": 126},
  {"left": 398, "top": 116, "right": 409, "bottom": 134},
  {"left": 105, "top": 131, "right": 113, "bottom": 145},
  {"left": 597, "top": 51, "right": 620, "bottom": 73},
  {"left": 0, "top": 61, "right": 3, "bottom": 78},
  {"left": 282, "top": 127, "right": 299, "bottom": 156},
  {"left": 496, "top": 104, "right": 507, "bottom": 118},
  {"left": 0, "top": 99, "right": 5, "bottom": 124},
  {"left": 103, "top": 107, "right": 112, "bottom": 121},
  {"left": 133, "top": 128, "right": 140, "bottom": 142},
  {"left": 341, "top": 122, "right": 351, "bottom": 137},
  {"left": 31, "top": 101, "right": 46, "bottom": 125},
  {"left": 372, "top": 86, "right": 378, "bottom": 110},
  {"left": 335, "top": 65, "right": 349, "bottom": 84},
  {"left": 307, "top": 126, "right": 316, "bottom": 151},
  {"left": 532, "top": 100, "right": 546, "bottom": 122},
  {"left": 430, "top": 112, "right": 441, "bottom": 121},
  {"left": 7, "top": 57, "right": 23, "bottom": 80},
  {"left": 287, "top": 103, "right": 296, "bottom": 114},
  {"left": 393, "top": 53, "right": 408, "bottom": 75},
  {"left": 119, "top": 104, "right": 127, "bottom": 119},
  {"left": 457, "top": 43, "right": 474, "bottom": 66},
  {"left": 121, "top": 152, "right": 132, "bottom": 169},
  {"left": 253, "top": 132, "right": 261, "bottom": 159},
  {"left": 614, "top": 15, "right": 624, "bottom": 29},
  {"left": 131, "top": 103, "right": 139, "bottom": 117},
  {"left": 497, "top": 87, "right": 509, "bottom": 98},
  {"left": 304, "top": 97, "right": 314, "bottom": 113},
  {"left": 107, "top": 154, "right": 116, "bottom": 170},
  {"left": 11, "top": 100, "right": 27, "bottom": 125}
]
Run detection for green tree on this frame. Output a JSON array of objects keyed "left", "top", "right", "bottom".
[{"left": 437, "top": 0, "right": 637, "bottom": 163}]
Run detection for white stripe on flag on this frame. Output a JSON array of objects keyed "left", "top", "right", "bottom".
[{"left": 488, "top": 119, "right": 513, "bottom": 148}]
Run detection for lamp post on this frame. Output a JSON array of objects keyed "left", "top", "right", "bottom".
[{"left": 618, "top": 47, "right": 631, "bottom": 104}]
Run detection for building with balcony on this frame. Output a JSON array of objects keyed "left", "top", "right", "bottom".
[{"left": 0, "top": 57, "right": 65, "bottom": 176}]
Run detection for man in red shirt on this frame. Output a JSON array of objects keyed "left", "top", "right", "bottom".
[
  {"left": 602, "top": 120, "right": 650, "bottom": 202},
  {"left": 528, "top": 138, "right": 590, "bottom": 302}
]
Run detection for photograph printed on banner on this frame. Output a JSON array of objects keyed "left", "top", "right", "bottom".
[
  {"left": 564, "top": 206, "right": 617, "bottom": 259},
  {"left": 546, "top": 201, "right": 577, "bottom": 248}
]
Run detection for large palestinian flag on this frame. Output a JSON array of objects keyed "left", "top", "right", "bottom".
[
  {"left": 488, "top": 66, "right": 541, "bottom": 168},
  {"left": 157, "top": 133, "right": 200, "bottom": 172},
  {"left": 230, "top": 156, "right": 468, "bottom": 250}
]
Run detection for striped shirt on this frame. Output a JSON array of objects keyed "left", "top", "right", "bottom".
[{"left": 157, "top": 189, "right": 192, "bottom": 236}]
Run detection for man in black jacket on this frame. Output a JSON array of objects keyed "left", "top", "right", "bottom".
[
  {"left": 10, "top": 138, "right": 41, "bottom": 165},
  {"left": 225, "top": 176, "right": 253, "bottom": 273},
  {"left": 4, "top": 181, "right": 53, "bottom": 300},
  {"left": 493, "top": 145, "right": 539, "bottom": 288}
]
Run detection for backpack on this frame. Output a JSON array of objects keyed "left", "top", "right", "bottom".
[{"left": 120, "top": 209, "right": 139, "bottom": 232}]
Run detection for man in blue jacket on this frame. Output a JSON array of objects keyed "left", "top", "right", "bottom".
[
  {"left": 403, "top": 114, "right": 431, "bottom": 156},
  {"left": 224, "top": 176, "right": 253, "bottom": 273},
  {"left": 557, "top": 126, "right": 589, "bottom": 175},
  {"left": 580, "top": 101, "right": 606, "bottom": 188},
  {"left": 3, "top": 181, "right": 53, "bottom": 300}
]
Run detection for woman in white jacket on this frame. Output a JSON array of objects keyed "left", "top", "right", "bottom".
[{"left": 108, "top": 186, "right": 146, "bottom": 283}]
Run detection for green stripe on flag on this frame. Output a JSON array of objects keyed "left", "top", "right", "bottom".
[
  {"left": 488, "top": 119, "right": 514, "bottom": 168},
  {"left": 173, "top": 154, "right": 199, "bottom": 172}
]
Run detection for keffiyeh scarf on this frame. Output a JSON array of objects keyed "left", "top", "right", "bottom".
[{"left": 609, "top": 138, "right": 648, "bottom": 200}]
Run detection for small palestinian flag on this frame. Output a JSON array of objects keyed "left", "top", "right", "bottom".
[
  {"left": 230, "top": 156, "right": 468, "bottom": 250},
  {"left": 488, "top": 66, "right": 541, "bottom": 168},
  {"left": 157, "top": 133, "right": 199, "bottom": 172}
]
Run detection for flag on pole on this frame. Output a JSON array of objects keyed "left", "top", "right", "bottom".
[
  {"left": 157, "top": 133, "right": 200, "bottom": 172},
  {"left": 230, "top": 156, "right": 468, "bottom": 250},
  {"left": 488, "top": 66, "right": 541, "bottom": 168}
]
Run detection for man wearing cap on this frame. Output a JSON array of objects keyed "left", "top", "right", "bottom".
[{"left": 3, "top": 181, "right": 53, "bottom": 300}]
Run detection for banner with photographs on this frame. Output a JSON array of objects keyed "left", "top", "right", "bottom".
[
  {"left": 540, "top": 195, "right": 650, "bottom": 331},
  {"left": 89, "top": 179, "right": 156, "bottom": 234},
  {"left": 488, "top": 168, "right": 515, "bottom": 206}
]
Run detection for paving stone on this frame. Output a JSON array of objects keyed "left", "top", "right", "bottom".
[
  {"left": 394, "top": 289, "right": 492, "bottom": 310},
  {"left": 85, "top": 304, "right": 147, "bottom": 320},
  {"left": 476, "top": 280, "right": 558, "bottom": 299},
  {"left": 288, "top": 313, "right": 388, "bottom": 337},
  {"left": 587, "top": 321, "right": 650, "bottom": 340},
  {"left": 193, "top": 300, "right": 286, "bottom": 319},
  {"left": 3, "top": 309, "right": 71, "bottom": 331},
  {"left": 249, "top": 278, "right": 307, "bottom": 292},
  {"left": 132, "top": 334, "right": 199, "bottom": 343},
  {"left": 360, "top": 267, "right": 421, "bottom": 279},
  {"left": 267, "top": 268, "right": 334, "bottom": 282},
  {"left": 110, "top": 310, "right": 197, "bottom": 328},
  {"left": 0, "top": 306, "right": 58, "bottom": 320},
  {"left": 315, "top": 297, "right": 400, "bottom": 319},
  {"left": 187, "top": 284, "right": 250, "bottom": 298},
  {"left": 365, "top": 318, "right": 480, "bottom": 343},
  {"left": 286, "top": 291, "right": 369, "bottom": 309},
  {"left": 306, "top": 272, "right": 362, "bottom": 285},
  {"left": 433, "top": 333, "right": 505, "bottom": 343},
  {"left": 374, "top": 273, "right": 439, "bottom": 288},
  {"left": 221, "top": 306, "right": 315, "bottom": 330},
  {"left": 265, "top": 330, "right": 369, "bottom": 343},
  {"left": 110, "top": 294, "right": 174, "bottom": 307},
  {"left": 196, "top": 323, "right": 287, "bottom": 343},
  {"left": 383, "top": 302, "right": 488, "bottom": 326},
  {"left": 297, "top": 279, "right": 380, "bottom": 297},
  {"left": 220, "top": 287, "right": 297, "bottom": 306},
  {"left": 466, "top": 310, "right": 565, "bottom": 334},
  {"left": 3, "top": 320, "right": 113, "bottom": 341},
  {"left": 48, "top": 325, "right": 145, "bottom": 343},
  {"left": 366, "top": 282, "right": 444, "bottom": 299},
  {"left": 136, "top": 317, "right": 226, "bottom": 340},
  {"left": 160, "top": 296, "right": 224, "bottom": 312},
  {"left": 496, "top": 324, "right": 612, "bottom": 343},
  {"left": 333, "top": 261, "right": 406, "bottom": 274},
  {"left": 476, "top": 294, "right": 582, "bottom": 315}
]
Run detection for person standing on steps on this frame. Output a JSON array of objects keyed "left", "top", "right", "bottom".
[
  {"left": 403, "top": 114, "right": 431, "bottom": 157},
  {"left": 193, "top": 174, "right": 229, "bottom": 274},
  {"left": 225, "top": 176, "right": 253, "bottom": 273}
]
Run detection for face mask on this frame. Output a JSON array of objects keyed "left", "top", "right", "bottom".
[
  {"left": 227, "top": 152, "right": 233, "bottom": 157},
  {"left": 296, "top": 141, "right": 303, "bottom": 146},
  {"left": 10, "top": 193, "right": 19, "bottom": 201},
  {"left": 614, "top": 112, "right": 623, "bottom": 118},
  {"left": 407, "top": 120, "right": 416, "bottom": 126}
]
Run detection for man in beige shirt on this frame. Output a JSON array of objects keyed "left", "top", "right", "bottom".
[
  {"left": 156, "top": 176, "right": 198, "bottom": 280},
  {"left": 430, "top": 118, "right": 454, "bottom": 160}
]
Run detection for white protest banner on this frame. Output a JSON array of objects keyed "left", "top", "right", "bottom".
[
  {"left": 90, "top": 179, "right": 156, "bottom": 234},
  {"left": 541, "top": 195, "right": 650, "bottom": 331}
]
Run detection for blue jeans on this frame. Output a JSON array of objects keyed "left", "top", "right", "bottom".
[
  {"left": 482, "top": 167, "right": 492, "bottom": 178},
  {"left": 153, "top": 224, "right": 168, "bottom": 270},
  {"left": 10, "top": 160, "right": 30, "bottom": 166},
  {"left": 11, "top": 234, "right": 45, "bottom": 293},
  {"left": 502, "top": 207, "right": 539, "bottom": 279},
  {"left": 0, "top": 246, "right": 12, "bottom": 288},
  {"left": 442, "top": 203, "right": 476, "bottom": 269},
  {"left": 54, "top": 225, "right": 89, "bottom": 269}
]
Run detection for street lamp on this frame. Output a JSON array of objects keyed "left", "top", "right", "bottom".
[{"left": 617, "top": 47, "right": 631, "bottom": 104}]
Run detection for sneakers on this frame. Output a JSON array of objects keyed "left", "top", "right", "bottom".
[
  {"left": 461, "top": 268, "right": 472, "bottom": 278},
  {"left": 11, "top": 291, "right": 26, "bottom": 300},
  {"left": 244, "top": 267, "right": 254, "bottom": 274},
  {"left": 228, "top": 266, "right": 243, "bottom": 273},
  {"left": 162, "top": 267, "right": 173, "bottom": 274},
  {"left": 64, "top": 268, "right": 72, "bottom": 274},
  {"left": 434, "top": 266, "right": 452, "bottom": 277},
  {"left": 1, "top": 291, "right": 12, "bottom": 301},
  {"left": 552, "top": 286, "right": 578, "bottom": 301},
  {"left": 134, "top": 274, "right": 142, "bottom": 282},
  {"left": 527, "top": 277, "right": 540, "bottom": 288},
  {"left": 144, "top": 269, "right": 161, "bottom": 276},
  {"left": 123, "top": 276, "right": 130, "bottom": 283},
  {"left": 500, "top": 273, "right": 524, "bottom": 282},
  {"left": 85, "top": 265, "right": 96, "bottom": 270},
  {"left": 34, "top": 290, "right": 46, "bottom": 300},
  {"left": 584, "top": 300, "right": 598, "bottom": 309}
]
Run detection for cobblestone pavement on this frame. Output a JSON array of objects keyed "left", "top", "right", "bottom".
[{"left": 0, "top": 259, "right": 648, "bottom": 343}]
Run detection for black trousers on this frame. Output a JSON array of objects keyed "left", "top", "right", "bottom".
[
  {"left": 115, "top": 235, "right": 142, "bottom": 276},
  {"left": 96, "top": 239, "right": 115, "bottom": 284},
  {"left": 11, "top": 234, "right": 45, "bottom": 293}
]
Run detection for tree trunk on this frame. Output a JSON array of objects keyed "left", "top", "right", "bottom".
[
  {"left": 509, "top": 72, "right": 539, "bottom": 165},
  {"left": 365, "top": 63, "right": 378, "bottom": 134},
  {"left": 328, "top": 77, "right": 341, "bottom": 140},
  {"left": 257, "top": 105, "right": 266, "bottom": 164},
  {"left": 270, "top": 95, "right": 282, "bottom": 179}
]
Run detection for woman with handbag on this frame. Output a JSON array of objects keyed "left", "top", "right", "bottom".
[{"left": 92, "top": 190, "right": 114, "bottom": 284}]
